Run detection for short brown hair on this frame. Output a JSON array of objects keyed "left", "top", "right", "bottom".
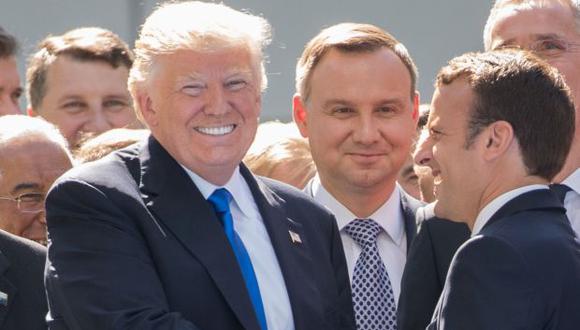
[
  {"left": 295, "top": 23, "right": 418, "bottom": 102},
  {"left": 0, "top": 26, "right": 18, "bottom": 58},
  {"left": 26, "top": 27, "right": 134, "bottom": 110},
  {"left": 436, "top": 49, "right": 575, "bottom": 180}
]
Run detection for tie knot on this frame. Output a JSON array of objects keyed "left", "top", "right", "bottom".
[
  {"left": 550, "top": 183, "right": 572, "bottom": 203},
  {"left": 208, "top": 188, "right": 232, "bottom": 214},
  {"left": 344, "top": 218, "right": 382, "bottom": 247}
]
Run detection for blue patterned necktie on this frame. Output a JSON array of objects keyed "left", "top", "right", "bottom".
[
  {"left": 208, "top": 188, "right": 268, "bottom": 330},
  {"left": 344, "top": 218, "right": 397, "bottom": 330},
  {"left": 550, "top": 183, "right": 572, "bottom": 203}
]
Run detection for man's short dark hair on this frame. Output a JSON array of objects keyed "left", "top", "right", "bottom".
[
  {"left": 0, "top": 26, "right": 18, "bottom": 59},
  {"left": 26, "top": 27, "right": 134, "bottom": 110},
  {"left": 436, "top": 49, "right": 575, "bottom": 180}
]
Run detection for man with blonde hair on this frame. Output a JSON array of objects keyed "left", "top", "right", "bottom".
[
  {"left": 484, "top": 0, "right": 580, "bottom": 235},
  {"left": 26, "top": 27, "right": 139, "bottom": 148},
  {"left": 294, "top": 23, "right": 422, "bottom": 330},
  {"left": 44, "top": 2, "right": 355, "bottom": 330}
]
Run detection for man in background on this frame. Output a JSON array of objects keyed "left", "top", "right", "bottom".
[
  {"left": 0, "top": 26, "right": 22, "bottom": 116},
  {"left": 26, "top": 27, "right": 140, "bottom": 148},
  {"left": 294, "top": 23, "right": 422, "bottom": 329},
  {"left": 484, "top": 0, "right": 580, "bottom": 235},
  {"left": 0, "top": 115, "right": 73, "bottom": 245}
]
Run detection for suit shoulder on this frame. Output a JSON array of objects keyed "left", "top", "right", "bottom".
[
  {"left": 260, "top": 176, "right": 331, "bottom": 213},
  {"left": 0, "top": 230, "right": 46, "bottom": 266}
]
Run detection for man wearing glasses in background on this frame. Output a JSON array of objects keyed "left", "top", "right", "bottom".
[
  {"left": 0, "top": 115, "right": 73, "bottom": 245},
  {"left": 0, "top": 115, "right": 72, "bottom": 329},
  {"left": 484, "top": 0, "right": 580, "bottom": 235}
]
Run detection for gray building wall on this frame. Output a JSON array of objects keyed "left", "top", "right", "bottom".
[{"left": 1, "top": 0, "right": 492, "bottom": 121}]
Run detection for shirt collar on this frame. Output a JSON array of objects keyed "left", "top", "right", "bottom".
[
  {"left": 472, "top": 184, "right": 548, "bottom": 236},
  {"left": 311, "top": 175, "right": 405, "bottom": 246},
  {"left": 180, "top": 165, "right": 255, "bottom": 218},
  {"left": 561, "top": 167, "right": 580, "bottom": 194}
]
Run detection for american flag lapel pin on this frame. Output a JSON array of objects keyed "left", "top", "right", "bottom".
[
  {"left": 289, "top": 230, "right": 302, "bottom": 244},
  {"left": 0, "top": 291, "right": 7, "bottom": 306}
]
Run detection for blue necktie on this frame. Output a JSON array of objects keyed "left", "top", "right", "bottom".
[
  {"left": 345, "top": 218, "right": 397, "bottom": 330},
  {"left": 208, "top": 188, "right": 268, "bottom": 330}
]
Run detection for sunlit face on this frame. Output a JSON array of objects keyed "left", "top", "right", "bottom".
[
  {"left": 32, "top": 56, "right": 138, "bottom": 147},
  {"left": 397, "top": 154, "right": 421, "bottom": 200},
  {"left": 488, "top": 2, "right": 580, "bottom": 179},
  {"left": 140, "top": 47, "right": 262, "bottom": 185},
  {"left": 0, "top": 136, "right": 72, "bottom": 244},
  {"left": 414, "top": 79, "right": 485, "bottom": 222},
  {"left": 294, "top": 48, "right": 418, "bottom": 196},
  {"left": 0, "top": 56, "right": 22, "bottom": 115}
]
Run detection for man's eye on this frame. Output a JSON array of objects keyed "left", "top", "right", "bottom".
[
  {"left": 182, "top": 85, "right": 204, "bottom": 96},
  {"left": 62, "top": 101, "right": 86, "bottom": 113},
  {"left": 18, "top": 193, "right": 43, "bottom": 204},
  {"left": 333, "top": 107, "right": 353, "bottom": 114},
  {"left": 536, "top": 39, "right": 566, "bottom": 51},
  {"left": 226, "top": 79, "right": 247, "bottom": 91}
]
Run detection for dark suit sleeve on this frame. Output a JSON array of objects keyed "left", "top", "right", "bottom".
[
  {"left": 397, "top": 220, "right": 440, "bottom": 330},
  {"left": 430, "top": 236, "right": 534, "bottom": 330},
  {"left": 45, "top": 179, "right": 198, "bottom": 330},
  {"left": 327, "top": 214, "right": 356, "bottom": 329}
]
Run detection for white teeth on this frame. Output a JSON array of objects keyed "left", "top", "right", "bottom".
[{"left": 195, "top": 125, "right": 235, "bottom": 136}]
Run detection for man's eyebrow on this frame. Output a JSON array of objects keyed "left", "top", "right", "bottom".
[{"left": 11, "top": 182, "right": 41, "bottom": 195}]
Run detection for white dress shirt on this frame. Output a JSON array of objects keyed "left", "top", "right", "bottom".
[
  {"left": 182, "top": 165, "right": 295, "bottom": 330},
  {"left": 310, "top": 175, "right": 407, "bottom": 305},
  {"left": 560, "top": 168, "right": 580, "bottom": 236},
  {"left": 472, "top": 185, "right": 548, "bottom": 236}
]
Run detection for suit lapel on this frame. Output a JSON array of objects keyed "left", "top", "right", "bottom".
[
  {"left": 139, "top": 137, "right": 260, "bottom": 330},
  {"left": 0, "top": 250, "right": 16, "bottom": 329},
  {"left": 399, "top": 190, "right": 421, "bottom": 251},
  {"left": 242, "top": 167, "right": 324, "bottom": 329}
]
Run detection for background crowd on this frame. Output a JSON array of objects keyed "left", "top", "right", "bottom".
[{"left": 0, "top": 0, "right": 579, "bottom": 329}]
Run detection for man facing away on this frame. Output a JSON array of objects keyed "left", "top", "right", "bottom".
[
  {"left": 26, "top": 27, "right": 140, "bottom": 148},
  {"left": 415, "top": 49, "right": 580, "bottom": 329},
  {"left": 484, "top": 0, "right": 580, "bottom": 235},
  {"left": 293, "top": 23, "right": 423, "bottom": 329},
  {"left": 44, "top": 2, "right": 355, "bottom": 330}
]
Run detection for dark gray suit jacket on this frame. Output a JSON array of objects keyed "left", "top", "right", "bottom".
[
  {"left": 0, "top": 230, "right": 47, "bottom": 330},
  {"left": 428, "top": 189, "right": 580, "bottom": 329},
  {"left": 397, "top": 204, "right": 470, "bottom": 330},
  {"left": 45, "top": 136, "right": 355, "bottom": 330}
]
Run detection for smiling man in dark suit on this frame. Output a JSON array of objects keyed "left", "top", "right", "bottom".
[
  {"left": 416, "top": 50, "right": 580, "bottom": 329},
  {"left": 293, "top": 23, "right": 422, "bottom": 330},
  {"left": 43, "top": 2, "right": 354, "bottom": 330}
]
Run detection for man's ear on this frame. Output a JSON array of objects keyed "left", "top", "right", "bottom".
[
  {"left": 137, "top": 91, "right": 158, "bottom": 127},
  {"left": 292, "top": 94, "right": 309, "bottom": 138},
  {"left": 481, "top": 120, "right": 514, "bottom": 161},
  {"left": 27, "top": 107, "right": 37, "bottom": 117},
  {"left": 412, "top": 91, "right": 420, "bottom": 121}
]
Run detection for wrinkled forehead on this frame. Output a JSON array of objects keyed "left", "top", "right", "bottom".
[{"left": 489, "top": 1, "right": 578, "bottom": 48}]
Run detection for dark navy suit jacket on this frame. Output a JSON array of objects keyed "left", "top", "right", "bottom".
[
  {"left": 0, "top": 230, "right": 47, "bottom": 330},
  {"left": 428, "top": 189, "right": 580, "bottom": 330},
  {"left": 45, "top": 136, "right": 355, "bottom": 330},
  {"left": 397, "top": 205, "right": 471, "bottom": 330}
]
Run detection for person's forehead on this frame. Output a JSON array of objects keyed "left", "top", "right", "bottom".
[
  {"left": 431, "top": 80, "right": 473, "bottom": 123},
  {"left": 490, "top": 2, "right": 576, "bottom": 44}
]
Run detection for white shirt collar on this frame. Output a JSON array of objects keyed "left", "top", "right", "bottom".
[
  {"left": 311, "top": 175, "right": 405, "bottom": 246},
  {"left": 561, "top": 167, "right": 580, "bottom": 194},
  {"left": 471, "top": 184, "right": 548, "bottom": 236},
  {"left": 180, "top": 165, "right": 255, "bottom": 219}
]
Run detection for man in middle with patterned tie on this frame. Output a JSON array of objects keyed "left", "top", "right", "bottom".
[{"left": 294, "top": 23, "right": 423, "bottom": 329}]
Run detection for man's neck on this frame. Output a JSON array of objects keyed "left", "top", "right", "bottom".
[{"left": 320, "top": 178, "right": 397, "bottom": 219}]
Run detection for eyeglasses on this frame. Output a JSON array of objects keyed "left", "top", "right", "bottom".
[
  {"left": 0, "top": 192, "right": 45, "bottom": 213},
  {"left": 497, "top": 38, "right": 580, "bottom": 59}
]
